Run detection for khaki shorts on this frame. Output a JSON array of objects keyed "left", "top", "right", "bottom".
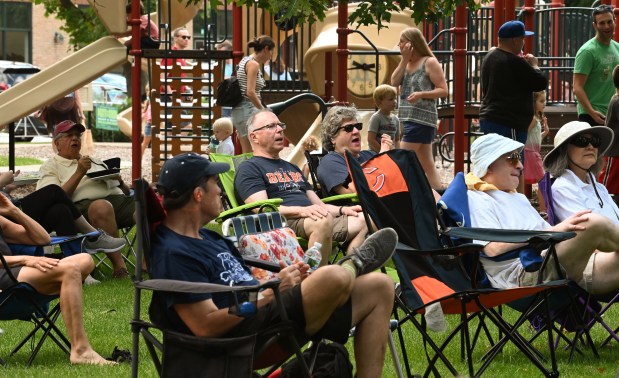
[
  {"left": 287, "top": 215, "right": 349, "bottom": 243},
  {"left": 518, "top": 249, "right": 567, "bottom": 287},
  {"left": 75, "top": 194, "right": 135, "bottom": 229},
  {"left": 577, "top": 253, "right": 596, "bottom": 292}
]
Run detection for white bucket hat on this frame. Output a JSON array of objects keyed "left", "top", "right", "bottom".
[
  {"left": 542, "top": 121, "right": 614, "bottom": 169},
  {"left": 470, "top": 133, "right": 524, "bottom": 178}
]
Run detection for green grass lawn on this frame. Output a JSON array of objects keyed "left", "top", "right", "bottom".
[
  {"left": 0, "top": 245, "right": 617, "bottom": 377},
  {"left": 0, "top": 156, "right": 43, "bottom": 166}
]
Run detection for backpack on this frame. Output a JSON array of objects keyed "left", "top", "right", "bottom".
[
  {"left": 279, "top": 342, "right": 353, "bottom": 378},
  {"left": 215, "top": 76, "right": 243, "bottom": 107}
]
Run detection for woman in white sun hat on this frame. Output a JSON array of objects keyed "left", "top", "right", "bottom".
[
  {"left": 465, "top": 133, "right": 619, "bottom": 295},
  {"left": 543, "top": 121, "right": 618, "bottom": 225}
]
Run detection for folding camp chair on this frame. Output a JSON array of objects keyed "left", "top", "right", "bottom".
[
  {"left": 0, "top": 233, "right": 88, "bottom": 366},
  {"left": 345, "top": 149, "right": 575, "bottom": 377},
  {"left": 130, "top": 179, "right": 313, "bottom": 378},
  {"left": 538, "top": 172, "right": 619, "bottom": 349}
]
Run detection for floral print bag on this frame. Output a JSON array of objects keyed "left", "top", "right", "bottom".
[{"left": 238, "top": 227, "right": 305, "bottom": 280}]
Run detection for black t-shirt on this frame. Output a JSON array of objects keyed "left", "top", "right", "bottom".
[
  {"left": 480, "top": 48, "right": 548, "bottom": 131},
  {"left": 235, "top": 157, "right": 313, "bottom": 206}
]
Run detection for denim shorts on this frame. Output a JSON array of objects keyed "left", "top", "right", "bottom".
[
  {"left": 144, "top": 122, "right": 152, "bottom": 137},
  {"left": 232, "top": 98, "right": 258, "bottom": 137},
  {"left": 402, "top": 121, "right": 436, "bottom": 144}
]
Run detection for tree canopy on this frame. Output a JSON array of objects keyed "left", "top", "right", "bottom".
[{"left": 37, "top": 0, "right": 485, "bottom": 49}]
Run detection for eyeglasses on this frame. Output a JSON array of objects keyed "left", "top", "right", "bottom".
[
  {"left": 504, "top": 151, "right": 521, "bottom": 166},
  {"left": 336, "top": 122, "right": 363, "bottom": 133},
  {"left": 177, "top": 35, "right": 191, "bottom": 40},
  {"left": 569, "top": 135, "right": 602, "bottom": 148},
  {"left": 252, "top": 122, "right": 286, "bottom": 132}
]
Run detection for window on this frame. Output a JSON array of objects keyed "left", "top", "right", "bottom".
[{"left": 0, "top": 1, "right": 32, "bottom": 62}]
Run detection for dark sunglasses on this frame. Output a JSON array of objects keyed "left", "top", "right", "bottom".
[
  {"left": 569, "top": 135, "right": 602, "bottom": 148},
  {"left": 593, "top": 4, "right": 613, "bottom": 15},
  {"left": 336, "top": 122, "right": 363, "bottom": 133},
  {"left": 504, "top": 151, "right": 521, "bottom": 166},
  {"left": 178, "top": 35, "right": 191, "bottom": 40}
]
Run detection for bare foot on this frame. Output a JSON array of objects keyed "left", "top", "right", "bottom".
[{"left": 70, "top": 349, "right": 117, "bottom": 366}]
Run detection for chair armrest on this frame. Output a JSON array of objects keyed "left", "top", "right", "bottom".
[
  {"left": 243, "top": 257, "right": 281, "bottom": 273},
  {"left": 216, "top": 199, "right": 283, "bottom": 223},
  {"left": 442, "top": 227, "right": 576, "bottom": 245},
  {"left": 321, "top": 193, "right": 358, "bottom": 205},
  {"left": 136, "top": 278, "right": 280, "bottom": 294},
  {"left": 395, "top": 241, "right": 485, "bottom": 256}
]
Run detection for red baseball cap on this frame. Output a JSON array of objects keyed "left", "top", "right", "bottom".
[{"left": 53, "top": 120, "right": 85, "bottom": 139}]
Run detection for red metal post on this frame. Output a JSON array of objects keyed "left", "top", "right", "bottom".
[
  {"left": 325, "top": 52, "right": 333, "bottom": 100},
  {"left": 130, "top": 0, "right": 142, "bottom": 180},
  {"left": 453, "top": 3, "right": 467, "bottom": 175},
  {"left": 505, "top": 0, "right": 515, "bottom": 21},
  {"left": 232, "top": 3, "right": 243, "bottom": 153},
  {"left": 614, "top": 0, "right": 619, "bottom": 43},
  {"left": 336, "top": 0, "right": 351, "bottom": 103},
  {"left": 494, "top": 0, "right": 505, "bottom": 45},
  {"left": 523, "top": 0, "right": 535, "bottom": 54}
]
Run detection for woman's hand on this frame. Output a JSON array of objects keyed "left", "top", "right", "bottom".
[
  {"left": 552, "top": 210, "right": 591, "bottom": 233},
  {"left": 406, "top": 91, "right": 424, "bottom": 104},
  {"left": 400, "top": 42, "right": 413, "bottom": 61}
]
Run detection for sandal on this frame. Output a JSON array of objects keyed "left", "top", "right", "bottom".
[{"left": 112, "top": 268, "right": 130, "bottom": 279}]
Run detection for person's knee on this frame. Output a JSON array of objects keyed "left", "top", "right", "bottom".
[
  {"left": 585, "top": 213, "right": 615, "bottom": 233},
  {"left": 307, "top": 213, "right": 334, "bottom": 235},
  {"left": 315, "top": 265, "right": 354, "bottom": 295},
  {"left": 366, "top": 272, "right": 395, "bottom": 301},
  {"left": 88, "top": 200, "right": 116, "bottom": 219},
  {"left": 60, "top": 256, "right": 91, "bottom": 280}
]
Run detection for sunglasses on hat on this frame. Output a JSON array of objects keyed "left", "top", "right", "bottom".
[{"left": 569, "top": 135, "right": 601, "bottom": 148}]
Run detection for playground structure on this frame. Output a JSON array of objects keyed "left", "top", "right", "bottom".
[{"left": 0, "top": 0, "right": 616, "bottom": 181}]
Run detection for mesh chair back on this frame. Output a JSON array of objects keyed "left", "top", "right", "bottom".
[{"left": 210, "top": 152, "right": 253, "bottom": 208}]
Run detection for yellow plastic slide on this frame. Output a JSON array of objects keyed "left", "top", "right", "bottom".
[{"left": 0, "top": 37, "right": 127, "bottom": 126}]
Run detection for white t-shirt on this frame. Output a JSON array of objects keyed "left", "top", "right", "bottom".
[
  {"left": 468, "top": 189, "right": 550, "bottom": 288},
  {"left": 552, "top": 169, "right": 619, "bottom": 226},
  {"left": 216, "top": 136, "right": 235, "bottom": 155}
]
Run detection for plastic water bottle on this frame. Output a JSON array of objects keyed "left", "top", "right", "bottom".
[
  {"left": 208, "top": 136, "right": 219, "bottom": 153},
  {"left": 304, "top": 242, "right": 322, "bottom": 271}
]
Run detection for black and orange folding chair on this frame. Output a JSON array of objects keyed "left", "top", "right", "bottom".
[{"left": 345, "top": 149, "right": 575, "bottom": 377}]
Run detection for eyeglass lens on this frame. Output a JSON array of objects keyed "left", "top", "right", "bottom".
[
  {"left": 505, "top": 152, "right": 521, "bottom": 166},
  {"left": 570, "top": 135, "right": 601, "bottom": 148}
]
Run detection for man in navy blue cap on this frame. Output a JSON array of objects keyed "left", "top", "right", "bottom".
[
  {"left": 150, "top": 152, "right": 399, "bottom": 378},
  {"left": 573, "top": 5, "right": 619, "bottom": 127},
  {"left": 479, "top": 20, "right": 548, "bottom": 193}
]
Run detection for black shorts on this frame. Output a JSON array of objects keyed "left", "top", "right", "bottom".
[
  {"left": 226, "top": 284, "right": 352, "bottom": 349},
  {"left": 0, "top": 266, "right": 21, "bottom": 289}
]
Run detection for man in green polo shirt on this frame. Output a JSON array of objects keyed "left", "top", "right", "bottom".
[{"left": 573, "top": 4, "right": 619, "bottom": 126}]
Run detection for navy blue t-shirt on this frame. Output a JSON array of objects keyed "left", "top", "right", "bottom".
[
  {"left": 149, "top": 225, "right": 258, "bottom": 334},
  {"left": 235, "top": 156, "right": 313, "bottom": 206},
  {"left": 317, "top": 150, "right": 375, "bottom": 196}
]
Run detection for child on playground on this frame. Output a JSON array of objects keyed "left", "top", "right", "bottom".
[
  {"left": 524, "top": 90, "right": 549, "bottom": 211},
  {"left": 367, "top": 84, "right": 401, "bottom": 153},
  {"left": 210, "top": 117, "right": 235, "bottom": 155},
  {"left": 140, "top": 85, "right": 152, "bottom": 156}
]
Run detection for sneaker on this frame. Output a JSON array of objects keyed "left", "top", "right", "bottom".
[
  {"left": 83, "top": 231, "right": 126, "bottom": 254},
  {"left": 337, "top": 228, "right": 398, "bottom": 276},
  {"left": 84, "top": 274, "right": 101, "bottom": 286},
  {"left": 113, "top": 268, "right": 130, "bottom": 279}
]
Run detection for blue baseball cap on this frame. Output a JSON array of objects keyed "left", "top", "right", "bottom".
[
  {"left": 498, "top": 21, "right": 534, "bottom": 39},
  {"left": 157, "top": 153, "right": 229, "bottom": 197}
]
